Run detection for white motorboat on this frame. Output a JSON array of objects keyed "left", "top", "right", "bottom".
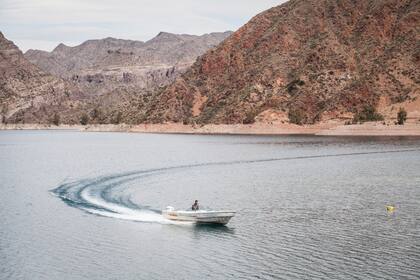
[{"left": 162, "top": 206, "right": 235, "bottom": 225}]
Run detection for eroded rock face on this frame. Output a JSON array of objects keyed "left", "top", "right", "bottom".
[
  {"left": 25, "top": 32, "right": 233, "bottom": 97},
  {"left": 0, "top": 32, "right": 83, "bottom": 124},
  {"left": 0, "top": 31, "right": 232, "bottom": 124},
  {"left": 145, "top": 0, "right": 419, "bottom": 124},
  {"left": 17, "top": 31, "right": 231, "bottom": 124}
]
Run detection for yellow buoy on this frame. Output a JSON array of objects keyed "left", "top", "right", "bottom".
[{"left": 386, "top": 205, "right": 395, "bottom": 212}]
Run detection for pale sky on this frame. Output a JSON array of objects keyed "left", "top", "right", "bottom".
[{"left": 0, "top": 0, "right": 286, "bottom": 52}]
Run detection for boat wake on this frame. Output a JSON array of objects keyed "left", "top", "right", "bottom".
[
  {"left": 51, "top": 148, "right": 419, "bottom": 224},
  {"left": 51, "top": 169, "right": 175, "bottom": 223}
]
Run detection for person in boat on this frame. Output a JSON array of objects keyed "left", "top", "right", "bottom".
[{"left": 192, "top": 200, "right": 199, "bottom": 211}]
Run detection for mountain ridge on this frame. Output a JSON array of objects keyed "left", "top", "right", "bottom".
[
  {"left": 24, "top": 31, "right": 233, "bottom": 108},
  {"left": 2, "top": 31, "right": 233, "bottom": 124},
  {"left": 142, "top": 0, "right": 419, "bottom": 124},
  {"left": 25, "top": 31, "right": 232, "bottom": 77},
  {"left": 2, "top": 0, "right": 419, "bottom": 126},
  {"left": 0, "top": 32, "right": 84, "bottom": 124}
]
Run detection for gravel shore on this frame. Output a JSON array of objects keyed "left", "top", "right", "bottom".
[{"left": 2, "top": 122, "right": 420, "bottom": 136}]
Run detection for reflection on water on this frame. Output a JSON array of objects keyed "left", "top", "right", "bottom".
[{"left": 193, "top": 224, "right": 236, "bottom": 234}]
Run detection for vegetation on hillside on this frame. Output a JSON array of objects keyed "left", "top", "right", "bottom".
[
  {"left": 397, "top": 108, "right": 407, "bottom": 125},
  {"left": 352, "top": 106, "right": 384, "bottom": 123}
]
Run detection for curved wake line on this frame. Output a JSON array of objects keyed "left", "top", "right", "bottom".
[
  {"left": 232, "top": 148, "right": 420, "bottom": 165},
  {"left": 51, "top": 148, "right": 420, "bottom": 223}
]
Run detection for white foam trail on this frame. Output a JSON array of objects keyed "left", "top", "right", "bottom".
[
  {"left": 82, "top": 208, "right": 193, "bottom": 225},
  {"left": 79, "top": 187, "right": 193, "bottom": 225}
]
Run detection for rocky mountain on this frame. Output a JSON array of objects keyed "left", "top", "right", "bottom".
[
  {"left": 0, "top": 31, "right": 231, "bottom": 125},
  {"left": 0, "top": 32, "right": 85, "bottom": 124},
  {"left": 144, "top": 0, "right": 419, "bottom": 124},
  {"left": 25, "top": 32, "right": 232, "bottom": 97}
]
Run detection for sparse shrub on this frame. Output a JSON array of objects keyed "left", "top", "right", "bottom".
[
  {"left": 308, "top": 38, "right": 317, "bottom": 49},
  {"left": 1, "top": 106, "right": 8, "bottom": 124},
  {"left": 111, "top": 111, "right": 122, "bottom": 125},
  {"left": 353, "top": 105, "right": 384, "bottom": 123},
  {"left": 286, "top": 79, "right": 305, "bottom": 94},
  {"left": 91, "top": 108, "right": 100, "bottom": 119},
  {"left": 243, "top": 110, "right": 257, "bottom": 124},
  {"left": 288, "top": 109, "right": 305, "bottom": 125},
  {"left": 90, "top": 107, "right": 104, "bottom": 123},
  {"left": 392, "top": 94, "right": 408, "bottom": 103},
  {"left": 397, "top": 108, "right": 407, "bottom": 125},
  {"left": 52, "top": 113, "right": 60, "bottom": 126},
  {"left": 80, "top": 113, "right": 89, "bottom": 125}
]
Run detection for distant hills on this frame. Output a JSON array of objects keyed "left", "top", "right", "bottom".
[
  {"left": 0, "top": 32, "right": 85, "bottom": 124},
  {"left": 1, "top": 31, "right": 231, "bottom": 124},
  {"left": 25, "top": 32, "right": 232, "bottom": 96},
  {"left": 1, "top": 0, "right": 419, "bottom": 126}
]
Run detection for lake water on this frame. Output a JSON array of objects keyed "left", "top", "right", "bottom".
[{"left": 0, "top": 130, "right": 419, "bottom": 280}]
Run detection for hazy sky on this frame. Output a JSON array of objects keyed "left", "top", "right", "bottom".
[{"left": 0, "top": 0, "right": 285, "bottom": 52}]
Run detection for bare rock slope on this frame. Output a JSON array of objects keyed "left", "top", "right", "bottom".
[
  {"left": 0, "top": 32, "right": 83, "bottom": 123},
  {"left": 0, "top": 31, "right": 231, "bottom": 124},
  {"left": 144, "top": 0, "right": 419, "bottom": 124},
  {"left": 25, "top": 32, "right": 232, "bottom": 96}
]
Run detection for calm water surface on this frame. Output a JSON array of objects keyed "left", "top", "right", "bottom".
[{"left": 0, "top": 131, "right": 419, "bottom": 279}]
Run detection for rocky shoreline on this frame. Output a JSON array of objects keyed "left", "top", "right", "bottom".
[{"left": 2, "top": 122, "right": 420, "bottom": 136}]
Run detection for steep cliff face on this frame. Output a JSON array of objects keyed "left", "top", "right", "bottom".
[
  {"left": 145, "top": 0, "right": 419, "bottom": 124},
  {"left": 0, "top": 32, "right": 83, "bottom": 124}
]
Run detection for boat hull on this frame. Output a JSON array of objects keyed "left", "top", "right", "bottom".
[{"left": 162, "top": 210, "right": 235, "bottom": 225}]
